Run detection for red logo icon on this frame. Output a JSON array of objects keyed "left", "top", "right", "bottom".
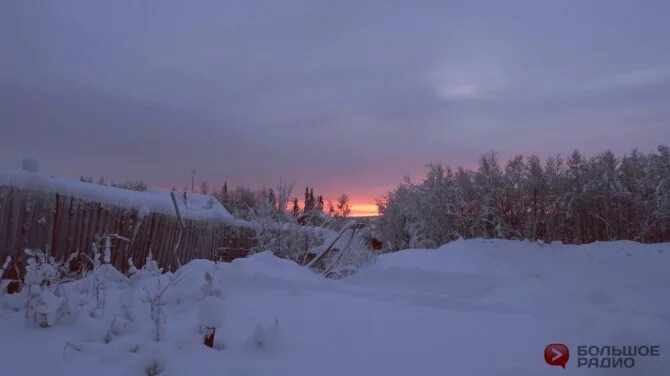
[{"left": 545, "top": 343, "right": 570, "bottom": 369}]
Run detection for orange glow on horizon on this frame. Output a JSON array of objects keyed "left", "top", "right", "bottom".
[
  {"left": 154, "top": 182, "right": 381, "bottom": 217},
  {"left": 348, "top": 202, "right": 379, "bottom": 217}
]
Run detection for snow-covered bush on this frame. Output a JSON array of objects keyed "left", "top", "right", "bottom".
[
  {"left": 201, "top": 271, "right": 221, "bottom": 298},
  {"left": 198, "top": 296, "right": 223, "bottom": 348},
  {"left": 85, "top": 240, "right": 108, "bottom": 318},
  {"left": 128, "top": 252, "right": 163, "bottom": 285},
  {"left": 82, "top": 235, "right": 127, "bottom": 317},
  {"left": 141, "top": 271, "right": 182, "bottom": 342},
  {"left": 33, "top": 288, "right": 61, "bottom": 328},
  {"left": 23, "top": 248, "right": 71, "bottom": 327},
  {"left": 142, "top": 252, "right": 162, "bottom": 277}
]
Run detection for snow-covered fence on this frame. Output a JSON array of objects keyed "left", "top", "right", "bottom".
[{"left": 0, "top": 184, "right": 255, "bottom": 277}]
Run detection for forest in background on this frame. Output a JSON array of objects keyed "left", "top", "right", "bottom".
[{"left": 376, "top": 145, "right": 670, "bottom": 251}]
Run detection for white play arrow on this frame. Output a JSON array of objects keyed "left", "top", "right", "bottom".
[{"left": 551, "top": 348, "right": 564, "bottom": 362}]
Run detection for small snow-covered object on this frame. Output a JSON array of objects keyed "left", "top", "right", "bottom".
[
  {"left": 249, "top": 319, "right": 281, "bottom": 349},
  {"left": 201, "top": 272, "right": 222, "bottom": 297},
  {"left": 198, "top": 296, "right": 223, "bottom": 348},
  {"left": 198, "top": 296, "right": 223, "bottom": 329},
  {"left": 35, "top": 288, "right": 61, "bottom": 327}
]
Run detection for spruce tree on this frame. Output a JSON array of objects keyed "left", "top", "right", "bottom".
[
  {"left": 303, "top": 187, "right": 310, "bottom": 213},
  {"left": 292, "top": 198, "right": 300, "bottom": 217}
]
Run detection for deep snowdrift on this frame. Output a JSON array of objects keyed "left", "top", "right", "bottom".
[{"left": 1, "top": 239, "right": 669, "bottom": 375}]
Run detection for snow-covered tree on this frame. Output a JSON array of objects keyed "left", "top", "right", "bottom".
[{"left": 376, "top": 145, "right": 670, "bottom": 251}]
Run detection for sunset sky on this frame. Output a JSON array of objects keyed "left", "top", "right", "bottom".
[{"left": 2, "top": 1, "right": 670, "bottom": 217}]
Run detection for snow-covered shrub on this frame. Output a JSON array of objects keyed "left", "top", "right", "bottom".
[
  {"left": 128, "top": 252, "right": 163, "bottom": 286},
  {"left": 34, "top": 288, "right": 61, "bottom": 328},
  {"left": 133, "top": 252, "right": 162, "bottom": 278},
  {"left": 201, "top": 271, "right": 221, "bottom": 298},
  {"left": 23, "top": 248, "right": 71, "bottom": 327},
  {"left": 76, "top": 234, "right": 129, "bottom": 318},
  {"left": 142, "top": 252, "right": 162, "bottom": 277},
  {"left": 141, "top": 271, "right": 182, "bottom": 342},
  {"left": 81, "top": 239, "right": 109, "bottom": 318},
  {"left": 198, "top": 296, "right": 223, "bottom": 348}
]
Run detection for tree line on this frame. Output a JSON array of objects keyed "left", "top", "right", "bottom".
[
  {"left": 79, "top": 173, "right": 352, "bottom": 223},
  {"left": 376, "top": 145, "right": 670, "bottom": 251},
  {"left": 206, "top": 183, "right": 351, "bottom": 222}
]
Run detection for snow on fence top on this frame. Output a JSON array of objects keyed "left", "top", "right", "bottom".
[{"left": 0, "top": 171, "right": 250, "bottom": 228}]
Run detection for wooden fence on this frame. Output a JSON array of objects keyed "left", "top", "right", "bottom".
[{"left": 0, "top": 186, "right": 256, "bottom": 275}]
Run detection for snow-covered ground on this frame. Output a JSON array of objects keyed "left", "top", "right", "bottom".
[{"left": 1, "top": 239, "right": 669, "bottom": 375}]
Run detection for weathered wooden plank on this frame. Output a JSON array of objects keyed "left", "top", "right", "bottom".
[
  {"left": 83, "top": 202, "right": 97, "bottom": 257},
  {"left": 60, "top": 196, "right": 75, "bottom": 259},
  {"left": 8, "top": 189, "right": 25, "bottom": 258},
  {"left": 33, "top": 193, "right": 49, "bottom": 252},
  {"left": 159, "top": 215, "right": 170, "bottom": 265},
  {"left": 73, "top": 200, "right": 84, "bottom": 254}
]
